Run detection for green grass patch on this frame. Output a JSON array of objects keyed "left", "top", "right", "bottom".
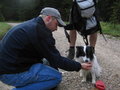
[
  {"left": 0, "top": 22, "right": 12, "bottom": 39},
  {"left": 101, "top": 22, "right": 120, "bottom": 37}
]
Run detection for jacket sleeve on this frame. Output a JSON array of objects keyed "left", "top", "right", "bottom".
[
  {"left": 40, "top": 37, "right": 82, "bottom": 71},
  {"left": 47, "top": 44, "right": 81, "bottom": 71}
]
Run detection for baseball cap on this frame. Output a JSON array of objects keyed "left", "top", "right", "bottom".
[{"left": 40, "top": 7, "right": 66, "bottom": 26}]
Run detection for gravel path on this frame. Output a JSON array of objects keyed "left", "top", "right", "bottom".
[
  {"left": 54, "top": 27, "right": 120, "bottom": 90},
  {"left": 0, "top": 23, "right": 120, "bottom": 90}
]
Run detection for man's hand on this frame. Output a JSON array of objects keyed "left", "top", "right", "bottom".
[{"left": 81, "top": 63, "right": 92, "bottom": 70}]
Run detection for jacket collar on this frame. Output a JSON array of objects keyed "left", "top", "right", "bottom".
[{"left": 35, "top": 17, "right": 53, "bottom": 39}]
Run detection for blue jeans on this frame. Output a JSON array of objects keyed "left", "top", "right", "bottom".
[{"left": 0, "top": 63, "right": 62, "bottom": 90}]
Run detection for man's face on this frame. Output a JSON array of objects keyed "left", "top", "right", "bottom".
[{"left": 46, "top": 16, "right": 58, "bottom": 32}]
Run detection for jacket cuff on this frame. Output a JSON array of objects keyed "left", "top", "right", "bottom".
[{"left": 75, "top": 62, "right": 82, "bottom": 72}]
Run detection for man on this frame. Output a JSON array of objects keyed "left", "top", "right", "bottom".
[
  {"left": 66, "top": 0, "right": 100, "bottom": 59},
  {"left": 0, "top": 7, "right": 92, "bottom": 90}
]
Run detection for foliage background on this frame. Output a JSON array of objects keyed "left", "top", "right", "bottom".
[{"left": 0, "top": 0, "right": 120, "bottom": 24}]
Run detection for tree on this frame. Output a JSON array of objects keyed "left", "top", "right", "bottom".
[
  {"left": 110, "top": 1, "right": 120, "bottom": 23},
  {"left": 1, "top": 0, "right": 119, "bottom": 24},
  {"left": 98, "top": 0, "right": 119, "bottom": 22},
  {"left": 0, "top": 0, "right": 5, "bottom": 21}
]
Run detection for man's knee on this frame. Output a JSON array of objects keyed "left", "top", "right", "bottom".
[
  {"left": 49, "top": 71, "right": 62, "bottom": 89},
  {"left": 53, "top": 70, "right": 62, "bottom": 84},
  {"left": 57, "top": 72, "right": 62, "bottom": 83}
]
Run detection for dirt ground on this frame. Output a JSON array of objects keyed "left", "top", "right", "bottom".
[{"left": 0, "top": 24, "right": 120, "bottom": 90}]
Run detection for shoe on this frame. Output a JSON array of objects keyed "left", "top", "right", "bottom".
[
  {"left": 42, "top": 58, "right": 50, "bottom": 65},
  {"left": 67, "top": 47, "right": 75, "bottom": 59},
  {"left": 51, "top": 86, "right": 58, "bottom": 90}
]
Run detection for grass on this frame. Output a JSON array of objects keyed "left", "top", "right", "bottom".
[
  {"left": 0, "top": 22, "right": 12, "bottom": 39},
  {"left": 101, "top": 22, "right": 120, "bottom": 37}
]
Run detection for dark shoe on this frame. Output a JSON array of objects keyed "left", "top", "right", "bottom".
[
  {"left": 42, "top": 58, "right": 50, "bottom": 65},
  {"left": 67, "top": 47, "right": 75, "bottom": 59},
  {"left": 51, "top": 86, "right": 58, "bottom": 90}
]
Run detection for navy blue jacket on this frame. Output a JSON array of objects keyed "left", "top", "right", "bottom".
[{"left": 0, "top": 17, "right": 81, "bottom": 74}]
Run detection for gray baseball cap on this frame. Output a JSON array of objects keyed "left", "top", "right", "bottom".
[{"left": 40, "top": 7, "right": 66, "bottom": 26}]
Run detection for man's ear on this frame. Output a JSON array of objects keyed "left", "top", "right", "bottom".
[{"left": 46, "top": 16, "right": 52, "bottom": 22}]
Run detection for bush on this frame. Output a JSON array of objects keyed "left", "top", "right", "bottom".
[
  {"left": 0, "top": 5, "right": 5, "bottom": 21},
  {"left": 0, "top": 14, "right": 5, "bottom": 21},
  {"left": 110, "top": 1, "right": 120, "bottom": 24}
]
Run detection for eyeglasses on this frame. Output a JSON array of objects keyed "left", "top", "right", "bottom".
[
  {"left": 51, "top": 16, "right": 57, "bottom": 20},
  {"left": 51, "top": 16, "right": 59, "bottom": 23}
]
